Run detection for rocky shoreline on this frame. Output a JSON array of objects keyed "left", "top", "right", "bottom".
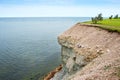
[
  {"left": 43, "top": 65, "right": 62, "bottom": 80},
  {"left": 45, "top": 23, "right": 120, "bottom": 80}
]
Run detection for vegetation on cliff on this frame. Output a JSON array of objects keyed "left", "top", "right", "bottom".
[
  {"left": 84, "top": 14, "right": 120, "bottom": 33},
  {"left": 91, "top": 13, "right": 103, "bottom": 24}
]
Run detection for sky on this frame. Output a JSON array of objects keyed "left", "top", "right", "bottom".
[{"left": 0, "top": 0, "right": 120, "bottom": 17}]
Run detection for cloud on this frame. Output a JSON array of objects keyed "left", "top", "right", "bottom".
[
  {"left": 0, "top": 0, "right": 120, "bottom": 7},
  {"left": 0, "top": 5, "right": 120, "bottom": 17}
]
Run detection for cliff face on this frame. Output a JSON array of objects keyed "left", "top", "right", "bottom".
[{"left": 51, "top": 23, "right": 120, "bottom": 80}]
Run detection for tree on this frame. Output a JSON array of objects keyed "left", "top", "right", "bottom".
[
  {"left": 114, "top": 14, "right": 119, "bottom": 19},
  {"left": 91, "top": 13, "right": 103, "bottom": 24},
  {"left": 109, "top": 15, "right": 113, "bottom": 19},
  {"left": 97, "top": 13, "right": 103, "bottom": 21}
]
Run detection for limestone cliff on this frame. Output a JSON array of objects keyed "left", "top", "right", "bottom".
[{"left": 51, "top": 23, "right": 120, "bottom": 80}]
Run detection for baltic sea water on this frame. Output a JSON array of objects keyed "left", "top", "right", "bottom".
[{"left": 0, "top": 17, "right": 90, "bottom": 80}]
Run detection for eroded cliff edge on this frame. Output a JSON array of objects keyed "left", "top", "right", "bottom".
[{"left": 51, "top": 23, "right": 120, "bottom": 80}]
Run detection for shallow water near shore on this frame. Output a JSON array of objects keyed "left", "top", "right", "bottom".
[{"left": 0, "top": 17, "right": 90, "bottom": 80}]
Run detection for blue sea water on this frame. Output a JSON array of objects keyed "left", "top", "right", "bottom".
[{"left": 0, "top": 17, "right": 90, "bottom": 80}]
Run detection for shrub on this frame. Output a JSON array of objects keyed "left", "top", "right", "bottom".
[{"left": 91, "top": 17, "right": 98, "bottom": 24}]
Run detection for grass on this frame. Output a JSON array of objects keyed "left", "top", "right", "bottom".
[{"left": 83, "top": 19, "right": 120, "bottom": 33}]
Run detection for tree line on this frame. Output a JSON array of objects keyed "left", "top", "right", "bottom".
[{"left": 91, "top": 13, "right": 119, "bottom": 24}]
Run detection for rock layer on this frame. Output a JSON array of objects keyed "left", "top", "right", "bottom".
[{"left": 51, "top": 23, "right": 120, "bottom": 80}]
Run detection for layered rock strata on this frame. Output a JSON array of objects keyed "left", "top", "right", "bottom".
[{"left": 51, "top": 23, "right": 120, "bottom": 80}]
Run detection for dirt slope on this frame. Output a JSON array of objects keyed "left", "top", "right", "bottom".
[{"left": 57, "top": 23, "right": 120, "bottom": 80}]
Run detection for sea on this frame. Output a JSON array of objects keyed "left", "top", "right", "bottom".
[{"left": 0, "top": 17, "right": 90, "bottom": 80}]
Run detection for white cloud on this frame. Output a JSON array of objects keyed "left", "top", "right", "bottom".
[{"left": 0, "top": 5, "right": 120, "bottom": 17}]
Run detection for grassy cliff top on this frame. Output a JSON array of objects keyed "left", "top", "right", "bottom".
[{"left": 83, "top": 19, "right": 120, "bottom": 33}]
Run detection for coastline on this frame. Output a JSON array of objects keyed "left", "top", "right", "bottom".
[
  {"left": 48, "top": 23, "right": 120, "bottom": 80},
  {"left": 43, "top": 65, "right": 62, "bottom": 80}
]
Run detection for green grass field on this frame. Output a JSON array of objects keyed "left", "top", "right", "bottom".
[{"left": 84, "top": 19, "right": 120, "bottom": 33}]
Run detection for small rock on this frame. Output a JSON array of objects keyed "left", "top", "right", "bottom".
[
  {"left": 107, "top": 49, "right": 110, "bottom": 53},
  {"left": 77, "top": 44, "right": 84, "bottom": 48}
]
